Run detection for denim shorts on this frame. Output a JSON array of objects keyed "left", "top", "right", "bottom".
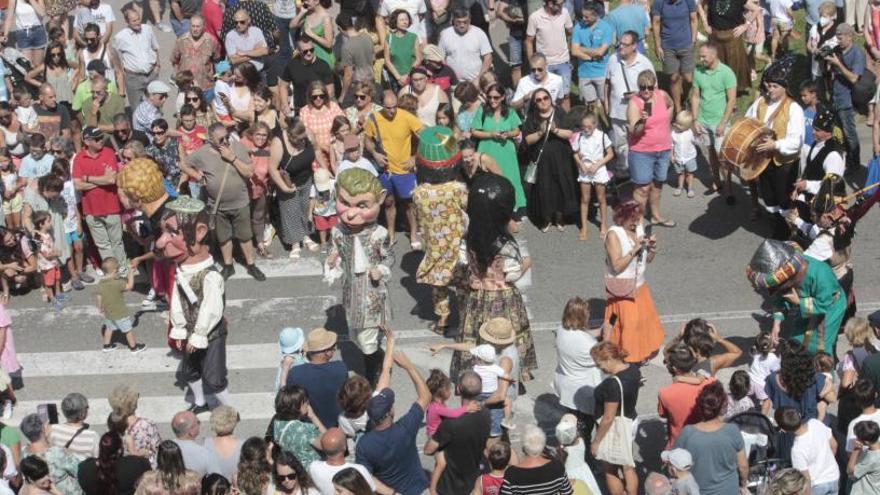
[
  {"left": 548, "top": 62, "right": 572, "bottom": 95},
  {"left": 628, "top": 150, "right": 671, "bottom": 185},
  {"left": 14, "top": 25, "right": 47, "bottom": 50},
  {"left": 508, "top": 31, "right": 524, "bottom": 66},
  {"left": 477, "top": 392, "right": 504, "bottom": 437},
  {"left": 379, "top": 172, "right": 417, "bottom": 200},
  {"left": 65, "top": 231, "right": 82, "bottom": 245},
  {"left": 672, "top": 158, "right": 697, "bottom": 174},
  {"left": 104, "top": 316, "right": 134, "bottom": 333}
]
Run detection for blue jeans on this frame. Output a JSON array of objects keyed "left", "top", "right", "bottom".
[
  {"left": 811, "top": 480, "right": 838, "bottom": 495},
  {"left": 275, "top": 15, "right": 295, "bottom": 58},
  {"left": 628, "top": 150, "right": 671, "bottom": 185},
  {"left": 836, "top": 107, "right": 860, "bottom": 171},
  {"left": 548, "top": 62, "right": 572, "bottom": 95},
  {"left": 170, "top": 17, "right": 190, "bottom": 37}
]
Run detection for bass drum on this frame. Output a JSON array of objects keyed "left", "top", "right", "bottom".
[{"left": 720, "top": 118, "right": 775, "bottom": 181}]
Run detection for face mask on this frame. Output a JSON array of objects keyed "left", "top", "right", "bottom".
[{"left": 819, "top": 16, "right": 831, "bottom": 26}]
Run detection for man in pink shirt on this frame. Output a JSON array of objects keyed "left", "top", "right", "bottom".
[{"left": 72, "top": 127, "right": 129, "bottom": 275}]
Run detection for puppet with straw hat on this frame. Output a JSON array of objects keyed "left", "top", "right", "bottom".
[{"left": 413, "top": 126, "right": 468, "bottom": 336}]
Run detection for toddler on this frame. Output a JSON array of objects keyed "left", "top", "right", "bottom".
[
  {"left": 32, "top": 211, "right": 63, "bottom": 310},
  {"left": 336, "top": 134, "right": 377, "bottom": 177},
  {"left": 661, "top": 448, "right": 700, "bottom": 495},
  {"left": 770, "top": 0, "right": 795, "bottom": 59},
  {"left": 309, "top": 168, "right": 337, "bottom": 253},
  {"left": 96, "top": 257, "right": 146, "bottom": 353},
  {"left": 12, "top": 88, "right": 37, "bottom": 133},
  {"left": 725, "top": 369, "right": 755, "bottom": 419},
  {"left": 749, "top": 331, "right": 781, "bottom": 403},
  {"left": 671, "top": 110, "right": 698, "bottom": 198},
  {"left": 816, "top": 351, "right": 836, "bottom": 422},
  {"left": 555, "top": 414, "right": 602, "bottom": 494},
  {"left": 0, "top": 150, "right": 23, "bottom": 229},
  {"left": 276, "top": 327, "right": 306, "bottom": 391},
  {"left": 471, "top": 344, "right": 515, "bottom": 430},
  {"left": 849, "top": 419, "right": 880, "bottom": 494},
  {"left": 571, "top": 112, "right": 612, "bottom": 240},
  {"left": 19, "top": 133, "right": 54, "bottom": 182},
  {"left": 212, "top": 61, "right": 235, "bottom": 126},
  {"left": 473, "top": 441, "right": 512, "bottom": 495}
]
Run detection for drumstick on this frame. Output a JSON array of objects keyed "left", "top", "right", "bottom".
[{"left": 836, "top": 181, "right": 880, "bottom": 204}]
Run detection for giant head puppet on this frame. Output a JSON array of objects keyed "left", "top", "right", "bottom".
[
  {"left": 416, "top": 125, "right": 462, "bottom": 184},
  {"left": 335, "top": 168, "right": 386, "bottom": 232},
  {"left": 746, "top": 239, "right": 807, "bottom": 296},
  {"left": 116, "top": 157, "right": 168, "bottom": 212},
  {"left": 155, "top": 196, "right": 210, "bottom": 265}
]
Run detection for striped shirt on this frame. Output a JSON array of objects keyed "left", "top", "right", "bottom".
[
  {"left": 133, "top": 101, "right": 162, "bottom": 134},
  {"left": 500, "top": 460, "right": 574, "bottom": 495},
  {"left": 49, "top": 423, "right": 99, "bottom": 459}
]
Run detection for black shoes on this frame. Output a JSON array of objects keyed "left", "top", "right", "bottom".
[
  {"left": 220, "top": 264, "right": 235, "bottom": 280},
  {"left": 246, "top": 264, "right": 266, "bottom": 281},
  {"left": 187, "top": 403, "right": 211, "bottom": 415}
]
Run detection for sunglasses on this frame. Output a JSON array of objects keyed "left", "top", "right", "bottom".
[
  {"left": 156, "top": 93, "right": 168, "bottom": 99},
  {"left": 639, "top": 85, "right": 654, "bottom": 91},
  {"left": 531, "top": 67, "right": 546, "bottom": 73},
  {"left": 301, "top": 48, "right": 314, "bottom": 54},
  {"left": 276, "top": 474, "right": 297, "bottom": 482},
  {"left": 235, "top": 19, "right": 248, "bottom": 24},
  {"left": 488, "top": 94, "right": 503, "bottom": 100},
  {"left": 310, "top": 93, "right": 326, "bottom": 100},
  {"left": 186, "top": 97, "right": 200, "bottom": 102},
  {"left": 50, "top": 52, "right": 62, "bottom": 56},
  {"left": 354, "top": 94, "right": 367, "bottom": 100},
  {"left": 151, "top": 129, "right": 166, "bottom": 135},
  {"left": 535, "top": 95, "right": 550, "bottom": 103}
]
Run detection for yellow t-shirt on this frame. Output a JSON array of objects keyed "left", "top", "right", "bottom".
[{"left": 365, "top": 110, "right": 423, "bottom": 175}]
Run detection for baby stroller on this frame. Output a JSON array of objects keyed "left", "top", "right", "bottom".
[{"left": 728, "top": 411, "right": 790, "bottom": 494}]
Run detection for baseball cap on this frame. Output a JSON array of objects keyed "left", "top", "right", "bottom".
[
  {"left": 422, "top": 44, "right": 444, "bottom": 62},
  {"left": 367, "top": 388, "right": 395, "bottom": 422},
  {"left": 86, "top": 60, "right": 107, "bottom": 74},
  {"left": 214, "top": 60, "right": 232, "bottom": 77},
  {"left": 470, "top": 344, "right": 496, "bottom": 363},
  {"left": 660, "top": 448, "right": 693, "bottom": 471},
  {"left": 279, "top": 327, "right": 304, "bottom": 355},
  {"left": 304, "top": 327, "right": 337, "bottom": 353},
  {"left": 82, "top": 126, "right": 103, "bottom": 141},
  {"left": 314, "top": 168, "right": 333, "bottom": 192},
  {"left": 147, "top": 80, "right": 171, "bottom": 95},
  {"left": 555, "top": 413, "right": 578, "bottom": 446},
  {"left": 837, "top": 23, "right": 855, "bottom": 35}
]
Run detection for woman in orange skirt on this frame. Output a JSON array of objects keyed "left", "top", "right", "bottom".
[{"left": 603, "top": 200, "right": 665, "bottom": 363}]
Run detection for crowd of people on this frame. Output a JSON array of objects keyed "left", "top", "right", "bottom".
[{"left": 0, "top": 0, "right": 876, "bottom": 491}]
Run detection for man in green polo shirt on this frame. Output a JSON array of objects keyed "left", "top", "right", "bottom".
[
  {"left": 691, "top": 41, "right": 737, "bottom": 205},
  {"left": 80, "top": 77, "right": 126, "bottom": 136}
]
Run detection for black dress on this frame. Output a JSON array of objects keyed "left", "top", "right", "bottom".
[{"left": 522, "top": 111, "right": 579, "bottom": 227}]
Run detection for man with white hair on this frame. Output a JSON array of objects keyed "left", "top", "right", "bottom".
[
  {"left": 502, "top": 424, "right": 574, "bottom": 493},
  {"left": 644, "top": 472, "right": 674, "bottom": 495}
]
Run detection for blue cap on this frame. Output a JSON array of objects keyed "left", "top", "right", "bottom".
[
  {"left": 279, "top": 327, "right": 305, "bottom": 355},
  {"left": 214, "top": 60, "right": 231, "bottom": 77},
  {"left": 367, "top": 388, "right": 395, "bottom": 422}
]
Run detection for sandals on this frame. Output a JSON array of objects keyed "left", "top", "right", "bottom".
[{"left": 651, "top": 218, "right": 676, "bottom": 228}]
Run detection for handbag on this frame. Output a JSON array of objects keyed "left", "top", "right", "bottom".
[
  {"left": 604, "top": 230, "right": 641, "bottom": 299},
  {"left": 853, "top": 69, "right": 876, "bottom": 115},
  {"left": 595, "top": 375, "right": 635, "bottom": 467},
  {"left": 524, "top": 110, "right": 554, "bottom": 184}
]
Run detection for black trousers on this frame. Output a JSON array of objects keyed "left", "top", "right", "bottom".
[
  {"left": 759, "top": 161, "right": 798, "bottom": 239},
  {"left": 177, "top": 326, "right": 229, "bottom": 394}
]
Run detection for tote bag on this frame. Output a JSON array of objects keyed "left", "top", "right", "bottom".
[{"left": 595, "top": 375, "right": 635, "bottom": 467}]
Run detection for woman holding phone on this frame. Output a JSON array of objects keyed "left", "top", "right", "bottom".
[
  {"left": 603, "top": 199, "right": 664, "bottom": 364},
  {"left": 627, "top": 70, "right": 675, "bottom": 228}
]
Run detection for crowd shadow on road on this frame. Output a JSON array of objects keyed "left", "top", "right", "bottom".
[{"left": 688, "top": 187, "right": 775, "bottom": 241}]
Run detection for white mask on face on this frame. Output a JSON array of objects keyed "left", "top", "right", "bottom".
[{"left": 819, "top": 16, "right": 832, "bottom": 26}]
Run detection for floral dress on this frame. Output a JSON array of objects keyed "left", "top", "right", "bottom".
[
  {"left": 127, "top": 417, "right": 161, "bottom": 467},
  {"left": 273, "top": 419, "right": 321, "bottom": 469},
  {"left": 323, "top": 223, "right": 394, "bottom": 355}
]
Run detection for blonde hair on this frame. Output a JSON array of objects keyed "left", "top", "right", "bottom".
[
  {"left": 101, "top": 257, "right": 119, "bottom": 277},
  {"left": 818, "top": 1, "right": 836, "bottom": 16},
  {"left": 675, "top": 110, "right": 694, "bottom": 130},
  {"left": 636, "top": 70, "right": 656, "bottom": 88},
  {"left": 108, "top": 384, "right": 139, "bottom": 417},
  {"left": 846, "top": 317, "right": 874, "bottom": 347},
  {"left": 210, "top": 405, "right": 239, "bottom": 436}
]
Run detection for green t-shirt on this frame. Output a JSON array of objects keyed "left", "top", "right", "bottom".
[
  {"left": 693, "top": 62, "right": 737, "bottom": 127},
  {"left": 96, "top": 278, "right": 128, "bottom": 320},
  {"left": 71, "top": 80, "right": 119, "bottom": 112},
  {"left": 0, "top": 424, "right": 20, "bottom": 450}
]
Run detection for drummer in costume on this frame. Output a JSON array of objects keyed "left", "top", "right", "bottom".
[
  {"left": 156, "top": 197, "right": 230, "bottom": 414},
  {"left": 747, "top": 239, "right": 846, "bottom": 355},
  {"left": 412, "top": 127, "right": 468, "bottom": 336},
  {"left": 744, "top": 56, "right": 805, "bottom": 239}
]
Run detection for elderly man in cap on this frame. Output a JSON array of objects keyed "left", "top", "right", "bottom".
[
  {"left": 73, "top": 126, "right": 129, "bottom": 275},
  {"left": 422, "top": 44, "right": 459, "bottom": 91},
  {"left": 744, "top": 55, "right": 805, "bottom": 239},
  {"left": 285, "top": 327, "right": 348, "bottom": 428},
  {"left": 156, "top": 196, "right": 230, "bottom": 414},
  {"left": 747, "top": 239, "right": 845, "bottom": 355},
  {"left": 133, "top": 80, "right": 170, "bottom": 134},
  {"left": 355, "top": 350, "right": 431, "bottom": 495},
  {"left": 825, "top": 22, "right": 866, "bottom": 174}
]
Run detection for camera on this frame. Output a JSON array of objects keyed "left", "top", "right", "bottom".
[{"left": 817, "top": 44, "right": 841, "bottom": 59}]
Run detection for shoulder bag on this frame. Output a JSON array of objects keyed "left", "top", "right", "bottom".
[
  {"left": 524, "top": 110, "right": 554, "bottom": 184},
  {"left": 595, "top": 375, "right": 635, "bottom": 467}
]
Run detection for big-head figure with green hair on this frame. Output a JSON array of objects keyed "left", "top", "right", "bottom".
[{"left": 324, "top": 168, "right": 393, "bottom": 384}]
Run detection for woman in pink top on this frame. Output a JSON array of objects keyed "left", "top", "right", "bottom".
[{"left": 627, "top": 70, "right": 675, "bottom": 227}]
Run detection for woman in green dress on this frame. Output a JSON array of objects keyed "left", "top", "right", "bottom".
[
  {"left": 470, "top": 83, "right": 526, "bottom": 214},
  {"left": 384, "top": 10, "right": 422, "bottom": 92},
  {"left": 291, "top": 0, "right": 335, "bottom": 68}
]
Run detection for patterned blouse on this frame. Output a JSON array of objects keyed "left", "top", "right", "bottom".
[
  {"left": 27, "top": 446, "right": 83, "bottom": 495},
  {"left": 127, "top": 417, "right": 161, "bottom": 467},
  {"left": 414, "top": 181, "right": 468, "bottom": 286},
  {"left": 468, "top": 240, "right": 525, "bottom": 291},
  {"left": 273, "top": 419, "right": 321, "bottom": 469},
  {"left": 146, "top": 138, "right": 181, "bottom": 185},
  {"left": 300, "top": 102, "right": 344, "bottom": 164}
]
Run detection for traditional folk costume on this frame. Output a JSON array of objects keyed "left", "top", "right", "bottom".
[
  {"left": 324, "top": 169, "right": 394, "bottom": 383},
  {"left": 165, "top": 197, "right": 230, "bottom": 411},
  {"left": 745, "top": 57, "right": 805, "bottom": 239},
  {"left": 413, "top": 127, "right": 468, "bottom": 335},
  {"left": 794, "top": 109, "right": 846, "bottom": 216},
  {"left": 747, "top": 239, "right": 846, "bottom": 355}
]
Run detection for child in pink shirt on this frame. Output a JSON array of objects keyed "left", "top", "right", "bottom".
[{"left": 425, "top": 369, "right": 471, "bottom": 436}]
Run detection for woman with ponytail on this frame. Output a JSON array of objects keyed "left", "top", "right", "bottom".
[{"left": 77, "top": 432, "right": 150, "bottom": 495}]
